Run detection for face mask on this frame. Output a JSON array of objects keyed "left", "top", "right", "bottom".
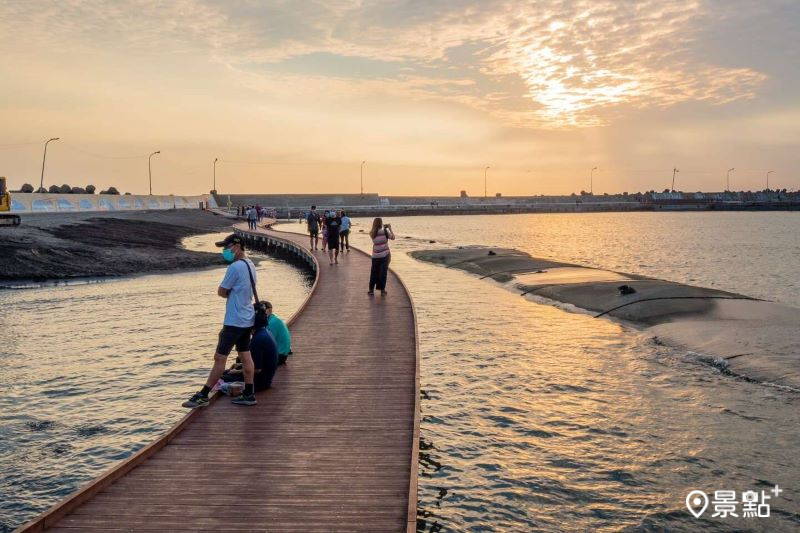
[{"left": 222, "top": 248, "right": 235, "bottom": 262}]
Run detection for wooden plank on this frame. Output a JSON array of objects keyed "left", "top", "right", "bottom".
[{"left": 17, "top": 222, "right": 418, "bottom": 533}]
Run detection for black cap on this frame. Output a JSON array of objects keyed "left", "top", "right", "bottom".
[{"left": 215, "top": 233, "right": 245, "bottom": 248}]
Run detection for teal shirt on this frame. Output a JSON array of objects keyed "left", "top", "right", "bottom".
[{"left": 267, "top": 314, "right": 292, "bottom": 356}]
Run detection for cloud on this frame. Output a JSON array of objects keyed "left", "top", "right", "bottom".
[{"left": 0, "top": 0, "right": 770, "bottom": 129}]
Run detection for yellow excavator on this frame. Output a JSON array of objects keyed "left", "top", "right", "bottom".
[{"left": 0, "top": 177, "right": 21, "bottom": 227}]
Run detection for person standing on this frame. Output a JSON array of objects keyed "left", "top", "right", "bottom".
[
  {"left": 183, "top": 234, "right": 258, "bottom": 407},
  {"left": 320, "top": 210, "right": 329, "bottom": 252},
  {"left": 368, "top": 218, "right": 395, "bottom": 295},
  {"left": 247, "top": 206, "right": 258, "bottom": 230},
  {"left": 325, "top": 209, "right": 342, "bottom": 265},
  {"left": 339, "top": 210, "right": 351, "bottom": 252},
  {"left": 306, "top": 205, "right": 320, "bottom": 250}
]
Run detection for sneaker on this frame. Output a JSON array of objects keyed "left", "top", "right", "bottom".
[
  {"left": 232, "top": 393, "right": 257, "bottom": 406},
  {"left": 182, "top": 392, "right": 209, "bottom": 408}
]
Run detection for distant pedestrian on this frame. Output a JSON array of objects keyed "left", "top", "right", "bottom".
[
  {"left": 325, "top": 210, "right": 342, "bottom": 265},
  {"left": 247, "top": 207, "right": 258, "bottom": 230},
  {"left": 183, "top": 234, "right": 258, "bottom": 408},
  {"left": 306, "top": 205, "right": 320, "bottom": 250},
  {"left": 339, "top": 210, "right": 351, "bottom": 252},
  {"left": 321, "top": 211, "right": 329, "bottom": 252},
  {"left": 368, "top": 218, "right": 395, "bottom": 296}
]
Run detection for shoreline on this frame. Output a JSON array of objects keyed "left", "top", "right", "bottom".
[
  {"left": 412, "top": 246, "right": 800, "bottom": 391},
  {"left": 0, "top": 210, "right": 234, "bottom": 282}
]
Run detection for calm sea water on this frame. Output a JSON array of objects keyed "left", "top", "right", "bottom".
[
  {"left": 0, "top": 233, "right": 313, "bottom": 532},
  {"left": 338, "top": 212, "right": 799, "bottom": 532},
  {"left": 1, "top": 213, "right": 799, "bottom": 532}
]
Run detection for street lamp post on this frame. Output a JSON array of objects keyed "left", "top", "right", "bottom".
[
  {"left": 39, "top": 137, "right": 60, "bottom": 191},
  {"left": 767, "top": 170, "right": 774, "bottom": 191},
  {"left": 213, "top": 157, "right": 218, "bottom": 193},
  {"left": 360, "top": 160, "right": 366, "bottom": 196},
  {"left": 671, "top": 167, "right": 679, "bottom": 192},
  {"left": 726, "top": 167, "right": 735, "bottom": 192},
  {"left": 148, "top": 151, "right": 161, "bottom": 195},
  {"left": 484, "top": 166, "right": 490, "bottom": 198},
  {"left": 590, "top": 166, "right": 598, "bottom": 195}
]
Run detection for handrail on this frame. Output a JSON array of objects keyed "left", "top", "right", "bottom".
[
  {"left": 16, "top": 227, "right": 320, "bottom": 533},
  {"left": 264, "top": 222, "right": 421, "bottom": 532}
]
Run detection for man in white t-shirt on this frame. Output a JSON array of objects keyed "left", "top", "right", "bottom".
[{"left": 183, "top": 233, "right": 258, "bottom": 407}]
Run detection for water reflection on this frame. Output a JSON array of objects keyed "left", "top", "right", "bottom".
[
  {"left": 0, "top": 233, "right": 312, "bottom": 532},
  {"left": 309, "top": 216, "right": 800, "bottom": 532}
]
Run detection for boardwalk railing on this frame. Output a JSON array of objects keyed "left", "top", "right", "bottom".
[{"left": 18, "top": 222, "right": 419, "bottom": 532}]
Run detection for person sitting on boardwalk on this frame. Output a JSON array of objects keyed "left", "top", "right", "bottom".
[
  {"left": 368, "top": 218, "right": 395, "bottom": 296},
  {"left": 325, "top": 209, "right": 342, "bottom": 265},
  {"left": 183, "top": 234, "right": 258, "bottom": 408},
  {"left": 263, "top": 301, "right": 292, "bottom": 365},
  {"left": 339, "top": 210, "right": 351, "bottom": 252},
  {"left": 221, "top": 319, "right": 279, "bottom": 392},
  {"left": 306, "top": 205, "right": 320, "bottom": 250}
]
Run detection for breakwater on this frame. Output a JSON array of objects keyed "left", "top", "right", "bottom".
[
  {"left": 215, "top": 192, "right": 800, "bottom": 218},
  {"left": 9, "top": 193, "right": 216, "bottom": 213}
]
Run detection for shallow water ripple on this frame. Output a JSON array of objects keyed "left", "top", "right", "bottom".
[
  {"left": 0, "top": 234, "right": 312, "bottom": 532},
  {"left": 341, "top": 218, "right": 800, "bottom": 533}
]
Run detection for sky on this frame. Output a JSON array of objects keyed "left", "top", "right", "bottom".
[{"left": 1, "top": 0, "right": 798, "bottom": 196}]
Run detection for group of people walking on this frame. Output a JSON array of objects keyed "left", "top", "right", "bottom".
[
  {"left": 305, "top": 205, "right": 395, "bottom": 295},
  {"left": 305, "top": 205, "right": 352, "bottom": 265},
  {"left": 242, "top": 205, "right": 278, "bottom": 229}
]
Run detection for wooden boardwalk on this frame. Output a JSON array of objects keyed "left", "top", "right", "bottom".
[{"left": 19, "top": 222, "right": 419, "bottom": 532}]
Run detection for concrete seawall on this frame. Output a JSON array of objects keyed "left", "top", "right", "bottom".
[
  {"left": 413, "top": 247, "right": 800, "bottom": 391},
  {"left": 9, "top": 192, "right": 216, "bottom": 213}
]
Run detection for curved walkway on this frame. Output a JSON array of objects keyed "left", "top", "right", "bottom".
[{"left": 18, "top": 223, "right": 419, "bottom": 532}]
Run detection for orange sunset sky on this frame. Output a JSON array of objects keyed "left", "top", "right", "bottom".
[{"left": 1, "top": 1, "right": 798, "bottom": 196}]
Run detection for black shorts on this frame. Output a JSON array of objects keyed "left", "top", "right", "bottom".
[
  {"left": 216, "top": 325, "right": 252, "bottom": 356},
  {"left": 328, "top": 234, "right": 340, "bottom": 248},
  {"left": 309, "top": 229, "right": 319, "bottom": 236}
]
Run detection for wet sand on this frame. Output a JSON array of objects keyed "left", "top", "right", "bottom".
[
  {"left": 413, "top": 246, "right": 800, "bottom": 390},
  {"left": 0, "top": 210, "right": 235, "bottom": 283}
]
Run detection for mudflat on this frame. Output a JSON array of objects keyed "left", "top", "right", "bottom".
[
  {"left": 0, "top": 210, "right": 234, "bottom": 282},
  {"left": 413, "top": 246, "right": 800, "bottom": 390}
]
